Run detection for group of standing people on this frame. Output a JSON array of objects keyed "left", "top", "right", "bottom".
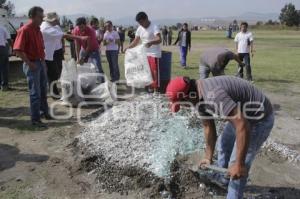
[
  {"left": 162, "top": 26, "right": 173, "bottom": 46},
  {"left": 12, "top": 6, "right": 123, "bottom": 127}
]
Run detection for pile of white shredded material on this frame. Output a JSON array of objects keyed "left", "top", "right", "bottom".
[{"left": 78, "top": 94, "right": 205, "bottom": 177}]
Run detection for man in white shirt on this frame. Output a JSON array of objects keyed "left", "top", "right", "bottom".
[
  {"left": 124, "top": 12, "right": 162, "bottom": 92},
  {"left": 41, "top": 12, "right": 64, "bottom": 98},
  {"left": 234, "top": 22, "right": 254, "bottom": 81},
  {"left": 0, "top": 25, "right": 11, "bottom": 91},
  {"left": 41, "top": 12, "right": 88, "bottom": 98}
]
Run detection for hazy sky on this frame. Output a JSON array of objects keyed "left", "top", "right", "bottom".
[{"left": 10, "top": 0, "right": 300, "bottom": 19}]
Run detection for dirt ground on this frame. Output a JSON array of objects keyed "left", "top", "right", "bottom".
[{"left": 0, "top": 59, "right": 300, "bottom": 199}]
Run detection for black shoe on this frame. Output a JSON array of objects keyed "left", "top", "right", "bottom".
[
  {"left": 1, "top": 86, "right": 10, "bottom": 91},
  {"left": 32, "top": 121, "right": 47, "bottom": 128},
  {"left": 43, "top": 113, "right": 54, "bottom": 120}
]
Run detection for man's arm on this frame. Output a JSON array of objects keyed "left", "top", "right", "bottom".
[
  {"left": 75, "top": 41, "right": 81, "bottom": 62},
  {"left": 250, "top": 41, "right": 254, "bottom": 57},
  {"left": 146, "top": 33, "right": 162, "bottom": 48},
  {"left": 233, "top": 53, "right": 244, "bottom": 66},
  {"left": 228, "top": 107, "right": 250, "bottom": 179},
  {"left": 199, "top": 119, "right": 217, "bottom": 167},
  {"left": 173, "top": 31, "right": 180, "bottom": 45},
  {"left": 15, "top": 51, "right": 36, "bottom": 70},
  {"left": 124, "top": 36, "right": 140, "bottom": 51},
  {"left": 188, "top": 31, "right": 191, "bottom": 51}
]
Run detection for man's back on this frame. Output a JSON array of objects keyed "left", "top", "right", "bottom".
[
  {"left": 201, "top": 47, "right": 234, "bottom": 69},
  {"left": 197, "top": 76, "right": 273, "bottom": 121}
]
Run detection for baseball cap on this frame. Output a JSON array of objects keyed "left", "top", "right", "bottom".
[{"left": 166, "top": 77, "right": 190, "bottom": 113}]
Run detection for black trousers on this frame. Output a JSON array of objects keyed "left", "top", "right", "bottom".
[
  {"left": 0, "top": 46, "right": 9, "bottom": 87},
  {"left": 46, "top": 60, "right": 60, "bottom": 96},
  {"left": 54, "top": 48, "right": 64, "bottom": 77},
  {"left": 237, "top": 53, "right": 252, "bottom": 81}
]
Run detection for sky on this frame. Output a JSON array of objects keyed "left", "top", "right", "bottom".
[{"left": 10, "top": 0, "right": 300, "bottom": 20}]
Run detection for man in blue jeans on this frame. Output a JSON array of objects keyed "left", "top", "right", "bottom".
[
  {"left": 14, "top": 6, "right": 51, "bottom": 127},
  {"left": 73, "top": 17, "right": 104, "bottom": 82},
  {"left": 166, "top": 76, "right": 274, "bottom": 199},
  {"left": 174, "top": 23, "right": 191, "bottom": 68}
]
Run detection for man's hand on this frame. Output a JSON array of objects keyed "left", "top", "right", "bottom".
[
  {"left": 228, "top": 163, "right": 248, "bottom": 180},
  {"left": 123, "top": 47, "right": 129, "bottom": 53},
  {"left": 251, "top": 50, "right": 255, "bottom": 58},
  {"left": 145, "top": 42, "right": 152, "bottom": 48},
  {"left": 198, "top": 158, "right": 212, "bottom": 169},
  {"left": 77, "top": 59, "right": 85, "bottom": 65},
  {"left": 80, "top": 36, "right": 89, "bottom": 41},
  {"left": 28, "top": 62, "right": 37, "bottom": 71}
]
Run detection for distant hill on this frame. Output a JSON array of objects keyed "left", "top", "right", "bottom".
[
  {"left": 64, "top": 12, "right": 279, "bottom": 27},
  {"left": 113, "top": 12, "right": 279, "bottom": 26}
]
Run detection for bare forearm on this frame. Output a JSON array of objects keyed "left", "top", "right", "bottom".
[
  {"left": 234, "top": 54, "right": 243, "bottom": 65},
  {"left": 236, "top": 123, "right": 250, "bottom": 166},
  {"left": 15, "top": 51, "right": 31, "bottom": 65},
  {"left": 75, "top": 43, "right": 80, "bottom": 60},
  {"left": 203, "top": 120, "right": 217, "bottom": 160},
  {"left": 250, "top": 42, "right": 254, "bottom": 52},
  {"left": 127, "top": 38, "right": 139, "bottom": 49}
]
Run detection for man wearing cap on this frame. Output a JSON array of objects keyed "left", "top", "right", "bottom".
[
  {"left": 200, "top": 47, "right": 245, "bottom": 79},
  {"left": 13, "top": 7, "right": 50, "bottom": 127},
  {"left": 41, "top": 12, "right": 88, "bottom": 98},
  {"left": 166, "top": 76, "right": 274, "bottom": 199}
]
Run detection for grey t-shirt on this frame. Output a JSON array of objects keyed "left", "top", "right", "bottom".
[
  {"left": 196, "top": 76, "right": 273, "bottom": 122},
  {"left": 200, "top": 47, "right": 235, "bottom": 71}
]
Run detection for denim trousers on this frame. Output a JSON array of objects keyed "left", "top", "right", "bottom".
[
  {"left": 180, "top": 46, "right": 188, "bottom": 67},
  {"left": 217, "top": 112, "right": 275, "bottom": 199},
  {"left": 105, "top": 50, "right": 120, "bottom": 82},
  {"left": 23, "top": 61, "right": 49, "bottom": 122}
]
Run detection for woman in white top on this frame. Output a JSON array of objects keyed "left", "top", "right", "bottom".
[{"left": 103, "top": 21, "right": 120, "bottom": 82}]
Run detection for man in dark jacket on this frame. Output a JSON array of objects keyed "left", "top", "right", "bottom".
[{"left": 174, "top": 23, "right": 191, "bottom": 68}]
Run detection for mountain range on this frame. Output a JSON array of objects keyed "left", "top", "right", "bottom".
[{"left": 65, "top": 12, "right": 279, "bottom": 26}]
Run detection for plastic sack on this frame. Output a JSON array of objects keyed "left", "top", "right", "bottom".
[
  {"left": 77, "top": 63, "right": 98, "bottom": 94},
  {"left": 125, "top": 45, "right": 153, "bottom": 88},
  {"left": 61, "top": 60, "right": 83, "bottom": 106},
  {"left": 90, "top": 81, "right": 117, "bottom": 105}
]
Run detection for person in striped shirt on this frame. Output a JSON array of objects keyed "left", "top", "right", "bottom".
[{"left": 166, "top": 76, "right": 274, "bottom": 199}]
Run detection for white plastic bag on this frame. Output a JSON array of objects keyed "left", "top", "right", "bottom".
[
  {"left": 125, "top": 45, "right": 153, "bottom": 88},
  {"left": 90, "top": 81, "right": 117, "bottom": 105},
  {"left": 61, "top": 59, "right": 83, "bottom": 106},
  {"left": 77, "top": 63, "right": 98, "bottom": 93}
]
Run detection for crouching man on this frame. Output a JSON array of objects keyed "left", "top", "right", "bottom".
[
  {"left": 166, "top": 76, "right": 274, "bottom": 199},
  {"left": 200, "top": 47, "right": 245, "bottom": 79}
]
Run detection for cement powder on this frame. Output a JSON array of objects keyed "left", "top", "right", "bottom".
[{"left": 78, "top": 94, "right": 205, "bottom": 177}]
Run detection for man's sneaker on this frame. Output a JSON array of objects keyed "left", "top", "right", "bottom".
[{"left": 32, "top": 121, "right": 47, "bottom": 128}]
